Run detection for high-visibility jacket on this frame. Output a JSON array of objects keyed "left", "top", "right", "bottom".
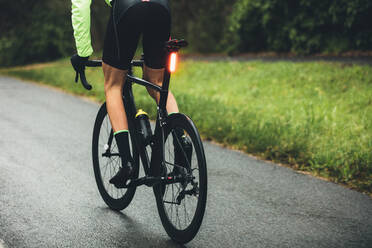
[{"left": 71, "top": 0, "right": 169, "bottom": 57}]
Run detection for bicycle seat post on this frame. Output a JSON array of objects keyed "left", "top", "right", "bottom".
[
  {"left": 158, "top": 39, "right": 188, "bottom": 118},
  {"left": 158, "top": 63, "right": 171, "bottom": 116}
]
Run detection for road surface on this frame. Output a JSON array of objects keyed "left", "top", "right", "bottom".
[{"left": 1, "top": 76, "right": 372, "bottom": 248}]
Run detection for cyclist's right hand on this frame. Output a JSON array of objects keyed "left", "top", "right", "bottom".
[
  {"left": 70, "top": 54, "right": 93, "bottom": 90},
  {"left": 70, "top": 54, "right": 89, "bottom": 73}
]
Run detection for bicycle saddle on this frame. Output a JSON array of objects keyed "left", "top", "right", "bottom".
[{"left": 165, "top": 39, "right": 188, "bottom": 52}]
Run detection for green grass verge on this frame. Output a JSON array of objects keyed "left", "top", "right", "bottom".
[{"left": 1, "top": 58, "right": 372, "bottom": 194}]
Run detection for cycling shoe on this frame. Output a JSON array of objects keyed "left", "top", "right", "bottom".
[
  {"left": 173, "top": 135, "right": 192, "bottom": 175},
  {"left": 109, "top": 162, "right": 134, "bottom": 188}
]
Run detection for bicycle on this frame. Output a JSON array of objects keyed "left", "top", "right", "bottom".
[{"left": 74, "top": 39, "right": 207, "bottom": 243}]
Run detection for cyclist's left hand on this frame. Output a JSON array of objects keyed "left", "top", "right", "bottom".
[{"left": 70, "top": 54, "right": 89, "bottom": 73}]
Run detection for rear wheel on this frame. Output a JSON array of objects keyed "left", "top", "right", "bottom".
[
  {"left": 154, "top": 114, "right": 207, "bottom": 244},
  {"left": 92, "top": 103, "right": 139, "bottom": 211}
]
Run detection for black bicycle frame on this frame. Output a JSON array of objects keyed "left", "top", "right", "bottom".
[{"left": 123, "top": 53, "right": 173, "bottom": 178}]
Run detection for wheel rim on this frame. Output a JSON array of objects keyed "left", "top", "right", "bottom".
[
  {"left": 161, "top": 128, "right": 201, "bottom": 231},
  {"left": 97, "top": 113, "right": 131, "bottom": 200}
]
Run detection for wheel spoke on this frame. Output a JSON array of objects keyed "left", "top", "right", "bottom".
[
  {"left": 94, "top": 110, "right": 139, "bottom": 202},
  {"left": 159, "top": 125, "right": 206, "bottom": 233}
]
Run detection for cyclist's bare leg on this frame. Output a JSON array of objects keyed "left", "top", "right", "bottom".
[
  {"left": 143, "top": 65, "right": 179, "bottom": 113},
  {"left": 102, "top": 62, "right": 128, "bottom": 132},
  {"left": 103, "top": 62, "right": 134, "bottom": 187}
]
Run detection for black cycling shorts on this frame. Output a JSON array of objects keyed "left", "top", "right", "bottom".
[{"left": 102, "top": 1, "right": 171, "bottom": 70}]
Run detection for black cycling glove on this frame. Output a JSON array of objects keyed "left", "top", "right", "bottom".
[{"left": 70, "top": 54, "right": 89, "bottom": 73}]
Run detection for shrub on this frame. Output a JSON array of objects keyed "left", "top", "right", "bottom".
[
  {"left": 226, "top": 0, "right": 372, "bottom": 54},
  {"left": 0, "top": 0, "right": 109, "bottom": 67},
  {"left": 0, "top": 1, "right": 74, "bottom": 66},
  {"left": 170, "top": 0, "right": 236, "bottom": 53}
]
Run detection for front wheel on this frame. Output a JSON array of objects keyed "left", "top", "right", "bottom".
[
  {"left": 154, "top": 113, "right": 208, "bottom": 244},
  {"left": 92, "top": 103, "right": 139, "bottom": 211}
]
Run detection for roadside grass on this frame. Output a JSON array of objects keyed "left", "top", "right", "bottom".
[{"left": 1, "top": 58, "right": 372, "bottom": 194}]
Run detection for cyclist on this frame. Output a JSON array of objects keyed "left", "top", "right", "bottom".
[{"left": 71, "top": 0, "right": 191, "bottom": 188}]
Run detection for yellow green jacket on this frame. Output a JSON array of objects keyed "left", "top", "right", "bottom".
[{"left": 71, "top": 0, "right": 112, "bottom": 57}]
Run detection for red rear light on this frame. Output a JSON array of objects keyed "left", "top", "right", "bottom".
[{"left": 169, "top": 52, "right": 178, "bottom": 73}]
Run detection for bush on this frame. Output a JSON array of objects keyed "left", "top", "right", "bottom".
[
  {"left": 2, "top": 0, "right": 372, "bottom": 65},
  {"left": 0, "top": 1, "right": 74, "bottom": 66},
  {"left": 170, "top": 0, "right": 236, "bottom": 53},
  {"left": 226, "top": 0, "right": 372, "bottom": 54},
  {"left": 0, "top": 0, "right": 109, "bottom": 67}
]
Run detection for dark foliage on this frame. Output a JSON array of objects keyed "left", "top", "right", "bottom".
[
  {"left": 0, "top": 1, "right": 73, "bottom": 66},
  {"left": 1, "top": 0, "right": 371, "bottom": 66},
  {"left": 226, "top": 0, "right": 372, "bottom": 54},
  {"left": 170, "top": 0, "right": 236, "bottom": 53},
  {"left": 0, "top": 0, "right": 109, "bottom": 66}
]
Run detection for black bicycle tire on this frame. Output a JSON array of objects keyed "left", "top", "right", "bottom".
[
  {"left": 92, "top": 103, "right": 139, "bottom": 211},
  {"left": 154, "top": 113, "right": 208, "bottom": 244}
]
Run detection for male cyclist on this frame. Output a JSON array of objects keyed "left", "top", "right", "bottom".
[{"left": 71, "top": 0, "right": 191, "bottom": 188}]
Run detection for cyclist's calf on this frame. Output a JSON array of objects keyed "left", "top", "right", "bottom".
[{"left": 102, "top": 62, "right": 129, "bottom": 131}]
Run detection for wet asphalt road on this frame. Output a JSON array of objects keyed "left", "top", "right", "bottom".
[{"left": 1, "top": 76, "right": 372, "bottom": 248}]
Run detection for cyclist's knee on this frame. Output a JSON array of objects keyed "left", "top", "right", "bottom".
[{"left": 103, "top": 62, "right": 127, "bottom": 92}]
